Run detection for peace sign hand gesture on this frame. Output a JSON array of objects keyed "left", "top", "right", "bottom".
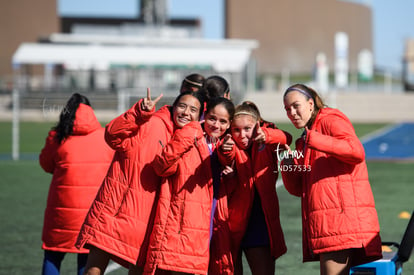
[{"left": 141, "top": 88, "right": 163, "bottom": 112}]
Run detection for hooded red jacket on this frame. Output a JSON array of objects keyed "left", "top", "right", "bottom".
[
  {"left": 144, "top": 121, "right": 214, "bottom": 275},
  {"left": 76, "top": 102, "right": 174, "bottom": 266},
  {"left": 40, "top": 103, "right": 114, "bottom": 253},
  {"left": 281, "top": 108, "right": 382, "bottom": 264}
]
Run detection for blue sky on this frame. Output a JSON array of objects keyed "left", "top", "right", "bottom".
[
  {"left": 372, "top": 0, "right": 414, "bottom": 72},
  {"left": 58, "top": 0, "right": 224, "bottom": 39},
  {"left": 58, "top": 0, "right": 414, "bottom": 73}
]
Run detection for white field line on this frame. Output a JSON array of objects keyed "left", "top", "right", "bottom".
[
  {"left": 360, "top": 123, "right": 403, "bottom": 144},
  {"left": 105, "top": 262, "right": 122, "bottom": 274},
  {"left": 276, "top": 178, "right": 284, "bottom": 189}
]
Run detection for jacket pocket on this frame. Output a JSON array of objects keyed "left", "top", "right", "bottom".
[{"left": 336, "top": 179, "right": 345, "bottom": 213}]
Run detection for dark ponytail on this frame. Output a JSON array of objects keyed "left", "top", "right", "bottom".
[{"left": 53, "top": 93, "right": 91, "bottom": 144}]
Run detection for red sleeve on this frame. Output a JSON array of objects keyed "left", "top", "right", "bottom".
[
  {"left": 153, "top": 121, "right": 204, "bottom": 177},
  {"left": 306, "top": 115, "right": 365, "bottom": 164},
  {"left": 105, "top": 99, "right": 155, "bottom": 151},
  {"left": 39, "top": 130, "right": 59, "bottom": 173},
  {"left": 263, "top": 127, "right": 292, "bottom": 146},
  {"left": 135, "top": 98, "right": 157, "bottom": 124}
]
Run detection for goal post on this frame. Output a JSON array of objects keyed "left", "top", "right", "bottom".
[{"left": 12, "top": 87, "right": 20, "bottom": 160}]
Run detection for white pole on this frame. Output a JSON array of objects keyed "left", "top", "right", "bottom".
[
  {"left": 117, "top": 88, "right": 126, "bottom": 115},
  {"left": 246, "top": 59, "right": 256, "bottom": 92},
  {"left": 12, "top": 87, "right": 20, "bottom": 160},
  {"left": 335, "top": 32, "right": 349, "bottom": 89}
]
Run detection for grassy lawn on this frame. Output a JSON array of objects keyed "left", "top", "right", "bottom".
[
  {"left": 0, "top": 121, "right": 412, "bottom": 274},
  {"left": 0, "top": 121, "right": 109, "bottom": 157}
]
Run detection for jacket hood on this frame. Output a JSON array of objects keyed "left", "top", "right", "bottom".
[
  {"left": 153, "top": 105, "right": 175, "bottom": 134},
  {"left": 314, "top": 107, "right": 351, "bottom": 127},
  {"left": 72, "top": 103, "right": 101, "bottom": 135}
]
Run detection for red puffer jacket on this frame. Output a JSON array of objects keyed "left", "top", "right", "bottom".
[
  {"left": 144, "top": 121, "right": 213, "bottom": 275},
  {"left": 217, "top": 127, "right": 292, "bottom": 263},
  {"left": 281, "top": 108, "right": 382, "bottom": 264},
  {"left": 76, "top": 102, "right": 174, "bottom": 266},
  {"left": 40, "top": 103, "right": 114, "bottom": 253}
]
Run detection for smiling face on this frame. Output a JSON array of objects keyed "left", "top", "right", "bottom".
[
  {"left": 231, "top": 114, "right": 257, "bottom": 150},
  {"left": 172, "top": 94, "right": 201, "bottom": 128},
  {"left": 204, "top": 104, "right": 231, "bottom": 139},
  {"left": 283, "top": 90, "right": 314, "bottom": 129}
]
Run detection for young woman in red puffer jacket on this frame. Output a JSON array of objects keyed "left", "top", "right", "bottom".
[
  {"left": 282, "top": 84, "right": 382, "bottom": 275},
  {"left": 39, "top": 93, "right": 114, "bottom": 275},
  {"left": 76, "top": 90, "right": 207, "bottom": 275},
  {"left": 144, "top": 97, "right": 234, "bottom": 275},
  {"left": 217, "top": 101, "right": 292, "bottom": 275}
]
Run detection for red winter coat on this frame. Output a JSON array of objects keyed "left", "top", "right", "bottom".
[
  {"left": 144, "top": 121, "right": 213, "bottom": 275},
  {"left": 40, "top": 103, "right": 114, "bottom": 253},
  {"left": 217, "top": 127, "right": 292, "bottom": 263},
  {"left": 281, "top": 108, "right": 382, "bottom": 264},
  {"left": 76, "top": 102, "right": 174, "bottom": 266}
]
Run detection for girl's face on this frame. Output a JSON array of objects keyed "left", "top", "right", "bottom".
[
  {"left": 283, "top": 91, "right": 314, "bottom": 129},
  {"left": 204, "top": 104, "right": 231, "bottom": 139},
  {"left": 173, "top": 95, "right": 201, "bottom": 128},
  {"left": 231, "top": 114, "right": 257, "bottom": 150}
]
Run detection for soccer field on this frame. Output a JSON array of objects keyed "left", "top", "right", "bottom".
[{"left": 0, "top": 122, "right": 413, "bottom": 274}]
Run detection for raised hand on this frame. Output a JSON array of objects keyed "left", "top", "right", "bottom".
[
  {"left": 253, "top": 121, "right": 266, "bottom": 144},
  {"left": 141, "top": 88, "right": 163, "bottom": 112},
  {"left": 220, "top": 134, "right": 234, "bottom": 152}
]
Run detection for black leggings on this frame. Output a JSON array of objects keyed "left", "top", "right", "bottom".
[{"left": 42, "top": 250, "right": 88, "bottom": 275}]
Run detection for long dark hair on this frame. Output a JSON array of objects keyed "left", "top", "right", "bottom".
[{"left": 53, "top": 93, "right": 91, "bottom": 144}]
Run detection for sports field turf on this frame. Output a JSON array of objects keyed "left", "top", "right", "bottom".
[{"left": 0, "top": 122, "right": 412, "bottom": 274}]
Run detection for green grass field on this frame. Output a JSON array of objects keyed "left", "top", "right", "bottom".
[{"left": 0, "top": 122, "right": 413, "bottom": 274}]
